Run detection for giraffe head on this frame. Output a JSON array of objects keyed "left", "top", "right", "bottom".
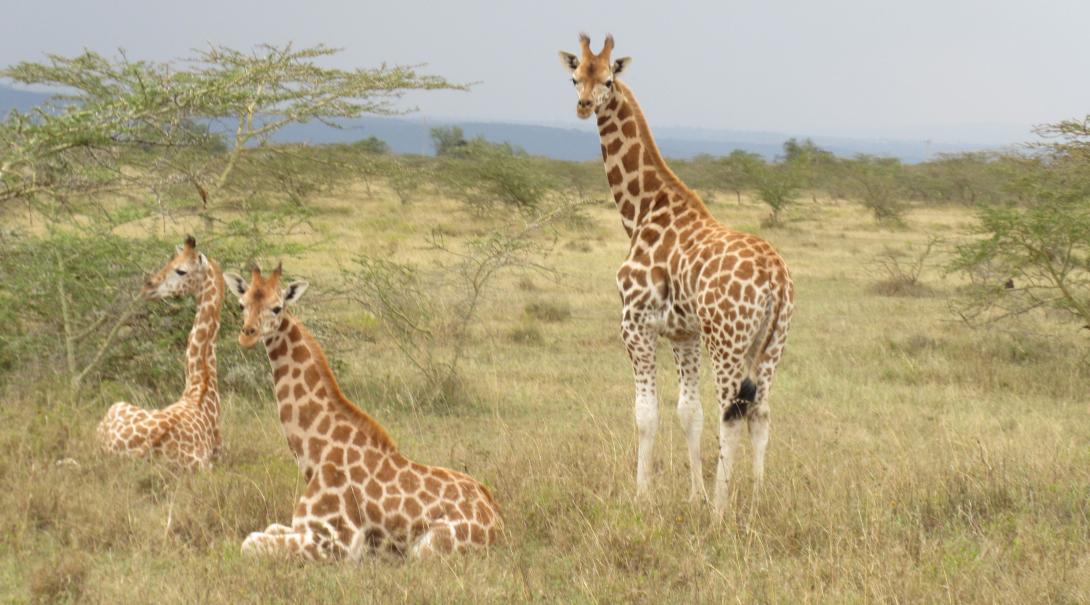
[
  {"left": 559, "top": 33, "right": 632, "bottom": 119},
  {"left": 223, "top": 263, "right": 309, "bottom": 348},
  {"left": 143, "top": 235, "right": 209, "bottom": 301}
]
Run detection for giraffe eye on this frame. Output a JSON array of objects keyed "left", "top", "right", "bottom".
[
  {"left": 605, "top": 79, "right": 613, "bottom": 88},
  {"left": 175, "top": 269, "right": 187, "bottom": 276},
  {"left": 571, "top": 77, "right": 578, "bottom": 86},
  {"left": 239, "top": 302, "right": 245, "bottom": 311},
  {"left": 272, "top": 306, "right": 282, "bottom": 314}
]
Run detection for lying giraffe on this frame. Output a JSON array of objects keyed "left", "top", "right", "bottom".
[
  {"left": 559, "top": 34, "right": 795, "bottom": 512},
  {"left": 224, "top": 264, "right": 502, "bottom": 559},
  {"left": 97, "top": 236, "right": 225, "bottom": 470}
]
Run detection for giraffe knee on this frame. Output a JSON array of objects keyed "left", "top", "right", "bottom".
[{"left": 634, "top": 395, "right": 658, "bottom": 431}]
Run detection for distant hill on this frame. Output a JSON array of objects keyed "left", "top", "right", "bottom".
[
  {"left": 1, "top": 84, "right": 1006, "bottom": 163},
  {"left": 0, "top": 85, "right": 52, "bottom": 115},
  {"left": 275, "top": 117, "right": 1005, "bottom": 163}
]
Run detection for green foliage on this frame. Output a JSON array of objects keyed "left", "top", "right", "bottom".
[
  {"left": 0, "top": 44, "right": 462, "bottom": 400},
  {"left": 951, "top": 180, "right": 1090, "bottom": 328},
  {"left": 0, "top": 226, "right": 304, "bottom": 397},
  {"left": 849, "top": 155, "right": 909, "bottom": 223},
  {"left": 430, "top": 126, "right": 468, "bottom": 156},
  {"left": 435, "top": 136, "right": 555, "bottom": 210},
  {"left": 782, "top": 138, "right": 838, "bottom": 201},
  {"left": 340, "top": 202, "right": 576, "bottom": 409},
  {"left": 752, "top": 162, "right": 800, "bottom": 226},
  {"left": 0, "top": 44, "right": 464, "bottom": 214},
  {"left": 351, "top": 136, "right": 389, "bottom": 155},
  {"left": 385, "top": 155, "right": 430, "bottom": 205},
  {"left": 674, "top": 151, "right": 765, "bottom": 205},
  {"left": 951, "top": 119, "right": 1090, "bottom": 330}
]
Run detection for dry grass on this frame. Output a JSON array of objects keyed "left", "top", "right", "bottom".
[{"left": 2, "top": 190, "right": 1089, "bottom": 603}]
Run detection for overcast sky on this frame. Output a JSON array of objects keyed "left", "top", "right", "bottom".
[{"left": 2, "top": 0, "right": 1087, "bottom": 143}]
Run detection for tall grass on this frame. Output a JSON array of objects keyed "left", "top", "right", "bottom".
[{"left": 1, "top": 191, "right": 1087, "bottom": 603}]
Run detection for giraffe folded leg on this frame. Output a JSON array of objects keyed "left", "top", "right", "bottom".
[
  {"left": 409, "top": 521, "right": 456, "bottom": 558},
  {"left": 262, "top": 523, "right": 294, "bottom": 536},
  {"left": 241, "top": 530, "right": 325, "bottom": 560}
]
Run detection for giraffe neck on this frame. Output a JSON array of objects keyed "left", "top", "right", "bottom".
[
  {"left": 182, "top": 260, "right": 224, "bottom": 419},
  {"left": 596, "top": 82, "right": 711, "bottom": 238},
  {"left": 264, "top": 314, "right": 398, "bottom": 478}
]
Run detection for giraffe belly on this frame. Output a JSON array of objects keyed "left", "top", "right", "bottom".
[{"left": 658, "top": 304, "right": 700, "bottom": 340}]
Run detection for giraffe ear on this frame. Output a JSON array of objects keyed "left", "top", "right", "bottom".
[
  {"left": 224, "top": 272, "right": 248, "bottom": 299},
  {"left": 559, "top": 51, "right": 579, "bottom": 71},
  {"left": 612, "top": 56, "right": 632, "bottom": 77},
  {"left": 282, "top": 281, "right": 309, "bottom": 305},
  {"left": 197, "top": 253, "right": 207, "bottom": 267}
]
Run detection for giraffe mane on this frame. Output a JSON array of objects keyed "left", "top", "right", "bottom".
[
  {"left": 294, "top": 318, "right": 398, "bottom": 450},
  {"left": 616, "top": 81, "right": 711, "bottom": 217}
]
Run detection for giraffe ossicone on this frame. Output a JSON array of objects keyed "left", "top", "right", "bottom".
[
  {"left": 97, "top": 235, "right": 226, "bottom": 470},
  {"left": 225, "top": 264, "right": 502, "bottom": 559},
  {"left": 560, "top": 34, "right": 795, "bottom": 512}
]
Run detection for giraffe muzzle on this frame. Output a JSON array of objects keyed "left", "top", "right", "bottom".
[
  {"left": 239, "top": 327, "right": 259, "bottom": 348},
  {"left": 576, "top": 99, "right": 594, "bottom": 119},
  {"left": 141, "top": 281, "right": 161, "bottom": 300}
]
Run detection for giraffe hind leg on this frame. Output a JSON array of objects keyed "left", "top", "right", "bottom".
[
  {"left": 746, "top": 381, "right": 771, "bottom": 490},
  {"left": 671, "top": 335, "right": 706, "bottom": 503},
  {"left": 409, "top": 521, "right": 456, "bottom": 558},
  {"left": 747, "top": 296, "right": 793, "bottom": 492}
]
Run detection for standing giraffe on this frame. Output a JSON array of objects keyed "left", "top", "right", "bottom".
[
  {"left": 559, "top": 34, "right": 794, "bottom": 512},
  {"left": 224, "top": 264, "right": 502, "bottom": 559},
  {"left": 97, "top": 236, "right": 225, "bottom": 470}
]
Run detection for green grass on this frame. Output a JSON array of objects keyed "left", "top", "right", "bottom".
[{"left": 2, "top": 189, "right": 1089, "bottom": 603}]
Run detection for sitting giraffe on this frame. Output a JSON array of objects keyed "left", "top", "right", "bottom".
[
  {"left": 224, "top": 264, "right": 502, "bottom": 559},
  {"left": 559, "top": 34, "right": 795, "bottom": 512},
  {"left": 97, "top": 236, "right": 226, "bottom": 470}
]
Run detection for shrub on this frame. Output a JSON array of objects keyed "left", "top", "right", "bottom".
[
  {"left": 524, "top": 301, "right": 572, "bottom": 323},
  {"left": 433, "top": 134, "right": 555, "bottom": 210}
]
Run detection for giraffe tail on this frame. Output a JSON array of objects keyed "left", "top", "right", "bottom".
[
  {"left": 731, "top": 283, "right": 791, "bottom": 415},
  {"left": 723, "top": 378, "right": 757, "bottom": 422}
]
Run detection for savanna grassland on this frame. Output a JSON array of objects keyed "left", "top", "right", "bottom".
[{"left": 2, "top": 183, "right": 1089, "bottom": 604}]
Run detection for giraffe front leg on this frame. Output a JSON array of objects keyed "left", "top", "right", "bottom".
[
  {"left": 671, "top": 335, "right": 706, "bottom": 503},
  {"left": 621, "top": 315, "right": 659, "bottom": 498}
]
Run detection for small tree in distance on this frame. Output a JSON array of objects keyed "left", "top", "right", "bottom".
[
  {"left": 951, "top": 117, "right": 1090, "bottom": 332},
  {"left": 753, "top": 162, "right": 800, "bottom": 227}
]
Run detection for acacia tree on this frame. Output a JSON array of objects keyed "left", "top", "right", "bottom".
[
  {"left": 718, "top": 150, "right": 764, "bottom": 205},
  {"left": 951, "top": 118, "right": 1090, "bottom": 331},
  {"left": 848, "top": 154, "right": 908, "bottom": 224},
  {"left": 783, "top": 137, "right": 836, "bottom": 202},
  {"left": 1, "top": 44, "right": 463, "bottom": 217},
  {"left": 0, "top": 44, "right": 463, "bottom": 396},
  {"left": 752, "top": 161, "right": 800, "bottom": 227}
]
